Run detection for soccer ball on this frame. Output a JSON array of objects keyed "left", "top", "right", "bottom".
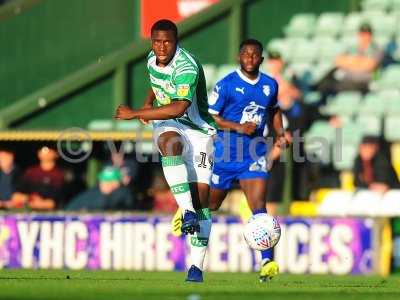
[{"left": 243, "top": 213, "right": 281, "bottom": 251}]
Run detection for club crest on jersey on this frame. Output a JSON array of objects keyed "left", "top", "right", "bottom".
[
  {"left": 177, "top": 84, "right": 190, "bottom": 97},
  {"left": 263, "top": 85, "right": 270, "bottom": 96}
]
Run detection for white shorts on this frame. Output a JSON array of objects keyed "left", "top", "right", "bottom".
[{"left": 153, "top": 120, "right": 214, "bottom": 184}]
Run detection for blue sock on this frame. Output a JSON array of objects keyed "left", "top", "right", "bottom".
[
  {"left": 261, "top": 248, "right": 273, "bottom": 264},
  {"left": 252, "top": 208, "right": 272, "bottom": 263},
  {"left": 253, "top": 208, "right": 267, "bottom": 215}
]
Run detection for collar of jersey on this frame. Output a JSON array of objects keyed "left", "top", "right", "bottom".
[
  {"left": 236, "top": 69, "right": 260, "bottom": 85},
  {"left": 153, "top": 46, "right": 181, "bottom": 71}
]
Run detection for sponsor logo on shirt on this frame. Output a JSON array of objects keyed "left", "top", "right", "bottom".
[
  {"left": 177, "top": 84, "right": 190, "bottom": 97},
  {"left": 235, "top": 87, "right": 245, "bottom": 94},
  {"left": 240, "top": 101, "right": 265, "bottom": 125}
]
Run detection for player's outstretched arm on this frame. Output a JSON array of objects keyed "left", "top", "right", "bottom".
[
  {"left": 114, "top": 100, "right": 190, "bottom": 121},
  {"left": 211, "top": 115, "right": 256, "bottom": 135}
]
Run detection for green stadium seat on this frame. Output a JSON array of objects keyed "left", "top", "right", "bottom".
[
  {"left": 391, "top": 0, "right": 400, "bottom": 12},
  {"left": 361, "top": 0, "right": 391, "bottom": 12},
  {"left": 361, "top": 10, "right": 387, "bottom": 21},
  {"left": 339, "top": 35, "right": 357, "bottom": 49},
  {"left": 359, "top": 92, "right": 386, "bottom": 116},
  {"left": 364, "top": 12, "right": 397, "bottom": 38},
  {"left": 308, "top": 62, "right": 333, "bottom": 84},
  {"left": 356, "top": 114, "right": 382, "bottom": 136},
  {"left": 384, "top": 114, "right": 400, "bottom": 141},
  {"left": 374, "top": 35, "right": 391, "bottom": 48},
  {"left": 315, "top": 37, "right": 345, "bottom": 62},
  {"left": 377, "top": 89, "right": 400, "bottom": 115},
  {"left": 331, "top": 122, "right": 363, "bottom": 170},
  {"left": 216, "top": 64, "right": 236, "bottom": 81},
  {"left": 373, "top": 65, "right": 400, "bottom": 90},
  {"left": 340, "top": 122, "right": 364, "bottom": 144},
  {"left": 386, "top": 98, "right": 400, "bottom": 115},
  {"left": 333, "top": 142, "right": 359, "bottom": 171},
  {"left": 202, "top": 64, "right": 217, "bottom": 90},
  {"left": 266, "top": 38, "right": 292, "bottom": 61},
  {"left": 321, "top": 91, "right": 362, "bottom": 116},
  {"left": 303, "top": 91, "right": 322, "bottom": 105},
  {"left": 342, "top": 12, "right": 363, "bottom": 36},
  {"left": 304, "top": 121, "right": 335, "bottom": 164},
  {"left": 289, "top": 39, "right": 318, "bottom": 63},
  {"left": 314, "top": 13, "right": 344, "bottom": 38},
  {"left": 115, "top": 120, "right": 142, "bottom": 131},
  {"left": 87, "top": 119, "right": 114, "bottom": 131},
  {"left": 284, "top": 13, "right": 316, "bottom": 38}
]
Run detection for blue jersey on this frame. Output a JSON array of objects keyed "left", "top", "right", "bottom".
[{"left": 208, "top": 69, "right": 279, "bottom": 164}]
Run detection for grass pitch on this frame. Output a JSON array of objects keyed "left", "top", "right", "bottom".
[{"left": 0, "top": 270, "right": 399, "bottom": 300}]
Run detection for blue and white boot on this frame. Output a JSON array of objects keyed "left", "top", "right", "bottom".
[
  {"left": 185, "top": 265, "right": 203, "bottom": 282},
  {"left": 181, "top": 210, "right": 200, "bottom": 235}
]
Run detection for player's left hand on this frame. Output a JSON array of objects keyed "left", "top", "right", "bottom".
[
  {"left": 114, "top": 105, "right": 137, "bottom": 120},
  {"left": 266, "top": 143, "right": 281, "bottom": 171},
  {"left": 275, "top": 132, "right": 291, "bottom": 149}
]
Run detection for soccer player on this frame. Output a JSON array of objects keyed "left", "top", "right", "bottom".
[
  {"left": 114, "top": 19, "right": 215, "bottom": 282},
  {"left": 208, "top": 39, "right": 288, "bottom": 282}
]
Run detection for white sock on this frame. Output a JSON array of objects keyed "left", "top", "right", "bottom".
[
  {"left": 161, "top": 156, "right": 195, "bottom": 213},
  {"left": 189, "top": 208, "right": 212, "bottom": 270}
]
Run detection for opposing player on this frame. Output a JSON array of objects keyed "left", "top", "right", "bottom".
[
  {"left": 114, "top": 19, "right": 215, "bottom": 282},
  {"left": 208, "top": 39, "right": 287, "bottom": 282}
]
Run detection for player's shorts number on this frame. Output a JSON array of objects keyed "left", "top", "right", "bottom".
[
  {"left": 198, "top": 152, "right": 213, "bottom": 170},
  {"left": 198, "top": 152, "right": 207, "bottom": 168}
]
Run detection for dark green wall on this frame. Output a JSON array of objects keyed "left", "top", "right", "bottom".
[
  {"left": 0, "top": 0, "right": 360, "bottom": 129},
  {"left": 0, "top": 0, "right": 136, "bottom": 111}
]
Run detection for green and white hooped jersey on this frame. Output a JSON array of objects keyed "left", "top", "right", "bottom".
[{"left": 147, "top": 47, "right": 216, "bottom": 135}]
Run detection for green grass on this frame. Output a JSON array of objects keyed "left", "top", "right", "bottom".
[{"left": 0, "top": 270, "right": 399, "bottom": 300}]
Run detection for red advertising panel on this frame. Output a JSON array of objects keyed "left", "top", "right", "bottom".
[{"left": 141, "top": 0, "right": 219, "bottom": 38}]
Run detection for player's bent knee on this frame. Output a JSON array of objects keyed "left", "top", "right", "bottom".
[{"left": 158, "top": 132, "right": 184, "bottom": 156}]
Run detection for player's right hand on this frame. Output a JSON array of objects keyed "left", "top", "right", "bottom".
[
  {"left": 114, "top": 105, "right": 136, "bottom": 120},
  {"left": 239, "top": 122, "right": 257, "bottom": 135}
]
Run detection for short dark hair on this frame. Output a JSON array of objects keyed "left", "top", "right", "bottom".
[
  {"left": 239, "top": 38, "right": 263, "bottom": 53},
  {"left": 267, "top": 50, "right": 282, "bottom": 60},
  {"left": 359, "top": 22, "right": 372, "bottom": 33},
  {"left": 362, "top": 135, "right": 380, "bottom": 144},
  {"left": 151, "top": 19, "right": 178, "bottom": 39}
]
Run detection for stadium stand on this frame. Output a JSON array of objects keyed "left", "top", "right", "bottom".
[{"left": 2, "top": 0, "right": 400, "bottom": 217}]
